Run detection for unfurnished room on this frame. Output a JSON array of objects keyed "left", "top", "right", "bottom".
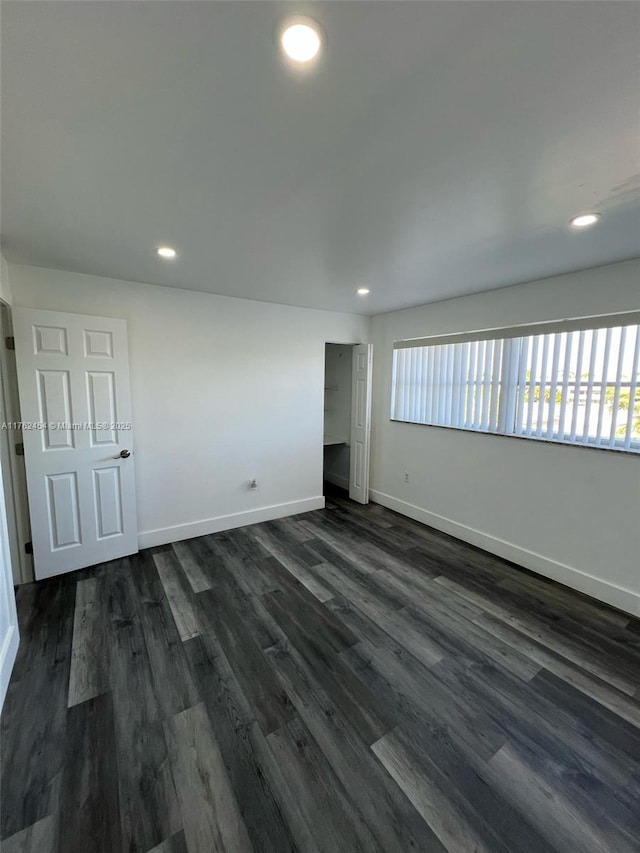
[{"left": 0, "top": 2, "right": 639, "bottom": 852}]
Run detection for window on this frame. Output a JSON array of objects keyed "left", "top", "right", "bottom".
[{"left": 391, "top": 316, "right": 640, "bottom": 453}]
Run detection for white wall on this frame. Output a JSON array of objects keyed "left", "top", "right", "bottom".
[
  {"left": 9, "top": 264, "right": 370, "bottom": 549},
  {"left": 370, "top": 259, "right": 640, "bottom": 616},
  {"left": 0, "top": 254, "right": 12, "bottom": 306}
]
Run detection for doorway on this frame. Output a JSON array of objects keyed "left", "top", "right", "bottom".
[
  {"left": 0, "top": 302, "right": 31, "bottom": 585},
  {"left": 323, "top": 342, "right": 372, "bottom": 504}
]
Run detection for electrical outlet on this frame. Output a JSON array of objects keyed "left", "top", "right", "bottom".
[
  {"left": 402, "top": 472, "right": 409, "bottom": 483},
  {"left": 248, "top": 478, "right": 258, "bottom": 490}
]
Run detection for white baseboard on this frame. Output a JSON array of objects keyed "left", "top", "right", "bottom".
[
  {"left": 370, "top": 489, "right": 640, "bottom": 618},
  {"left": 324, "top": 472, "right": 349, "bottom": 491},
  {"left": 138, "top": 496, "right": 325, "bottom": 550}
]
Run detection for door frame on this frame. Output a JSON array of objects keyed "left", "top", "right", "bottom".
[
  {"left": 323, "top": 339, "right": 372, "bottom": 503},
  {"left": 0, "top": 302, "right": 32, "bottom": 584},
  {"left": 0, "top": 302, "right": 21, "bottom": 708}
]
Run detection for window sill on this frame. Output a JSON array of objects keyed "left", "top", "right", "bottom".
[{"left": 388, "top": 419, "right": 640, "bottom": 456}]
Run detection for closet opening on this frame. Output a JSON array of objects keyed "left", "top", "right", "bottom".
[{"left": 323, "top": 342, "right": 373, "bottom": 504}]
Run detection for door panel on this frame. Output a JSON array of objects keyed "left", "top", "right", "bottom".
[
  {"left": 349, "top": 343, "right": 373, "bottom": 504},
  {"left": 93, "top": 466, "right": 124, "bottom": 538},
  {"left": 86, "top": 371, "right": 118, "bottom": 445},
  {"left": 14, "top": 308, "right": 138, "bottom": 579},
  {"left": 46, "top": 471, "right": 82, "bottom": 549}
]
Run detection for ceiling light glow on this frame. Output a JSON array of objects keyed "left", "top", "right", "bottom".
[
  {"left": 157, "top": 246, "right": 177, "bottom": 259},
  {"left": 570, "top": 213, "right": 600, "bottom": 229},
  {"left": 280, "top": 18, "right": 322, "bottom": 63},
  {"left": 357, "top": 288, "right": 370, "bottom": 296}
]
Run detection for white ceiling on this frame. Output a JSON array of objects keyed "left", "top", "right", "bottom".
[{"left": 2, "top": 1, "right": 639, "bottom": 315}]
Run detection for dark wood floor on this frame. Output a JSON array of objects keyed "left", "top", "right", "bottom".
[{"left": 2, "top": 492, "right": 640, "bottom": 853}]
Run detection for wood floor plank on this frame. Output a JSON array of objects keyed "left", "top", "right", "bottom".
[
  {"left": 58, "top": 693, "right": 121, "bottom": 853},
  {"left": 307, "top": 541, "right": 409, "bottom": 611},
  {"left": 0, "top": 815, "right": 56, "bottom": 853},
  {"left": 309, "top": 560, "right": 445, "bottom": 668},
  {"left": 171, "top": 540, "right": 212, "bottom": 593},
  {"left": 266, "top": 638, "right": 447, "bottom": 852},
  {"left": 206, "top": 584, "right": 297, "bottom": 736},
  {"left": 0, "top": 579, "right": 75, "bottom": 839},
  {"left": 204, "top": 531, "right": 279, "bottom": 598},
  {"left": 262, "top": 592, "right": 392, "bottom": 746},
  {"left": 131, "top": 550, "right": 200, "bottom": 720},
  {"left": 372, "top": 726, "right": 553, "bottom": 853},
  {"left": 104, "top": 560, "right": 183, "bottom": 853},
  {"left": 487, "top": 740, "right": 640, "bottom": 853},
  {"left": 343, "top": 636, "right": 507, "bottom": 761},
  {"left": 372, "top": 729, "right": 499, "bottom": 853},
  {"left": 198, "top": 536, "right": 284, "bottom": 650},
  {"left": 403, "top": 601, "right": 543, "bottom": 683},
  {"left": 471, "top": 609, "right": 640, "bottom": 728},
  {"left": 428, "top": 649, "right": 640, "bottom": 809},
  {"left": 67, "top": 577, "right": 108, "bottom": 707},
  {"left": 146, "top": 831, "right": 189, "bottom": 853},
  {"left": 249, "top": 528, "right": 335, "bottom": 602},
  {"left": 266, "top": 715, "right": 384, "bottom": 853},
  {"left": 530, "top": 667, "right": 640, "bottom": 762},
  {"left": 164, "top": 702, "right": 254, "bottom": 853},
  {"left": 261, "top": 579, "right": 358, "bottom": 656},
  {"left": 435, "top": 575, "right": 640, "bottom": 695},
  {"left": 184, "top": 633, "right": 299, "bottom": 852},
  {"left": 153, "top": 550, "right": 201, "bottom": 641}
]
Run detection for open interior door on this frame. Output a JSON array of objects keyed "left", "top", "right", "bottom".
[
  {"left": 349, "top": 343, "right": 373, "bottom": 504},
  {"left": 13, "top": 308, "right": 138, "bottom": 579}
]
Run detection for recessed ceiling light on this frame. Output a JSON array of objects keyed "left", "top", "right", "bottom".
[
  {"left": 357, "top": 288, "right": 370, "bottom": 296},
  {"left": 570, "top": 213, "right": 601, "bottom": 229},
  {"left": 280, "top": 18, "right": 323, "bottom": 64},
  {"left": 157, "top": 246, "right": 177, "bottom": 259}
]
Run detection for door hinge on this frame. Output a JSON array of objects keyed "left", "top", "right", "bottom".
[
  {"left": 5, "top": 336, "right": 15, "bottom": 350},
  {"left": 24, "top": 541, "right": 33, "bottom": 555},
  {"left": 15, "top": 442, "right": 24, "bottom": 456}
]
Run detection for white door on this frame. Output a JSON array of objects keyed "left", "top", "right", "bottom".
[
  {"left": 0, "top": 379, "right": 19, "bottom": 709},
  {"left": 349, "top": 343, "right": 373, "bottom": 504},
  {"left": 13, "top": 309, "right": 138, "bottom": 579}
]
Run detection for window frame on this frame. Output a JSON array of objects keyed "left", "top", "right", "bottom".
[{"left": 390, "top": 312, "right": 640, "bottom": 455}]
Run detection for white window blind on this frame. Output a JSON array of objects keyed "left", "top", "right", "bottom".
[{"left": 391, "top": 320, "right": 640, "bottom": 453}]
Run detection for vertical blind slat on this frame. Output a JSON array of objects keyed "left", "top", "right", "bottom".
[
  {"left": 525, "top": 335, "right": 539, "bottom": 436},
  {"left": 595, "top": 328, "right": 612, "bottom": 446},
  {"left": 624, "top": 326, "right": 640, "bottom": 451},
  {"left": 608, "top": 327, "right": 626, "bottom": 446},
  {"left": 557, "top": 332, "right": 573, "bottom": 440},
  {"left": 582, "top": 330, "right": 599, "bottom": 443},
  {"left": 569, "top": 330, "right": 585, "bottom": 443},
  {"left": 545, "top": 333, "right": 562, "bottom": 439},
  {"left": 488, "top": 340, "right": 502, "bottom": 431},
  {"left": 430, "top": 345, "right": 438, "bottom": 424},
  {"left": 536, "top": 335, "right": 550, "bottom": 437},
  {"left": 514, "top": 336, "right": 529, "bottom": 434},
  {"left": 479, "top": 340, "right": 491, "bottom": 430},
  {"left": 465, "top": 341, "right": 476, "bottom": 428}
]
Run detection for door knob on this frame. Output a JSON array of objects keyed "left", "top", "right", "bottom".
[{"left": 114, "top": 449, "right": 131, "bottom": 459}]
